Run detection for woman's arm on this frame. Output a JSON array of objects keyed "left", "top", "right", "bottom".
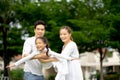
[{"left": 49, "top": 50, "right": 73, "bottom": 61}]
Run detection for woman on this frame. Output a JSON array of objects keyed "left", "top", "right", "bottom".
[
  {"left": 58, "top": 26, "right": 83, "bottom": 80},
  {"left": 39, "top": 26, "right": 83, "bottom": 80}
]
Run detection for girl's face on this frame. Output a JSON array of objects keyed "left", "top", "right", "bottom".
[
  {"left": 36, "top": 38, "right": 46, "bottom": 51},
  {"left": 60, "top": 29, "right": 71, "bottom": 43}
]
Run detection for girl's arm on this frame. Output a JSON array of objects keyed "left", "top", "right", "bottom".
[
  {"left": 6, "top": 51, "right": 41, "bottom": 68},
  {"left": 33, "top": 52, "right": 49, "bottom": 59},
  {"left": 38, "top": 57, "right": 58, "bottom": 63},
  {"left": 6, "top": 63, "right": 15, "bottom": 68},
  {"left": 7, "top": 50, "right": 50, "bottom": 68}
]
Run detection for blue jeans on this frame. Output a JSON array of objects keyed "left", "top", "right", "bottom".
[{"left": 24, "top": 72, "right": 45, "bottom": 80}]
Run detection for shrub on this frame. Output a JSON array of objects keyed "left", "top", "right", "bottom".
[{"left": 10, "top": 69, "right": 24, "bottom": 80}]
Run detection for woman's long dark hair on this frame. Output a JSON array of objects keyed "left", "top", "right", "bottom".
[{"left": 35, "top": 37, "right": 49, "bottom": 56}]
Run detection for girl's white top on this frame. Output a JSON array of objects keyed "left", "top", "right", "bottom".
[{"left": 21, "top": 37, "right": 43, "bottom": 76}]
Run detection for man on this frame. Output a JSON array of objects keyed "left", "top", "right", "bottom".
[{"left": 22, "top": 20, "right": 46, "bottom": 80}]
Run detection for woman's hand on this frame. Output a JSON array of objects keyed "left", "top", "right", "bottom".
[{"left": 71, "top": 58, "right": 80, "bottom": 61}]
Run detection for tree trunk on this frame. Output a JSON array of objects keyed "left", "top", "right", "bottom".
[
  {"left": 99, "top": 48, "right": 104, "bottom": 80},
  {"left": 2, "top": 27, "right": 10, "bottom": 80},
  {"left": 100, "top": 55, "right": 104, "bottom": 80}
]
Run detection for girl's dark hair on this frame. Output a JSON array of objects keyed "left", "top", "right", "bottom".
[
  {"left": 35, "top": 37, "right": 49, "bottom": 56},
  {"left": 34, "top": 20, "right": 46, "bottom": 29},
  {"left": 60, "top": 26, "right": 73, "bottom": 41}
]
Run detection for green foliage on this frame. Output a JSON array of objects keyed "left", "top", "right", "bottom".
[
  {"left": 90, "top": 70, "right": 120, "bottom": 80},
  {"left": 9, "top": 69, "right": 24, "bottom": 80},
  {"left": 0, "top": 0, "right": 120, "bottom": 57},
  {"left": 47, "top": 74, "right": 56, "bottom": 80},
  {"left": 46, "top": 27, "right": 63, "bottom": 52},
  {"left": 104, "top": 72, "right": 120, "bottom": 80},
  {"left": 0, "top": 69, "right": 24, "bottom": 80},
  {"left": 70, "top": 19, "right": 110, "bottom": 52},
  {"left": 107, "top": 51, "right": 113, "bottom": 57}
]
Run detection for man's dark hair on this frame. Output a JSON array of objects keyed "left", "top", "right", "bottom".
[{"left": 34, "top": 20, "right": 46, "bottom": 29}]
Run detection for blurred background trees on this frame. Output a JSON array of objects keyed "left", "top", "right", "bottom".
[{"left": 0, "top": 0, "right": 120, "bottom": 79}]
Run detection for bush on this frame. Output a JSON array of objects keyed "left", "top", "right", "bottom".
[
  {"left": 47, "top": 74, "right": 56, "bottom": 80},
  {"left": 104, "top": 72, "right": 120, "bottom": 80},
  {"left": 10, "top": 69, "right": 24, "bottom": 80}
]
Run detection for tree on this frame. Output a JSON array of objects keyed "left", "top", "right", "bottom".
[
  {"left": 0, "top": 0, "right": 24, "bottom": 79},
  {"left": 0, "top": 0, "right": 120, "bottom": 79},
  {"left": 103, "top": 0, "right": 120, "bottom": 52}
]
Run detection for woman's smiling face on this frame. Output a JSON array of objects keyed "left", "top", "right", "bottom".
[
  {"left": 35, "top": 38, "right": 46, "bottom": 51},
  {"left": 60, "top": 29, "right": 71, "bottom": 43}
]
